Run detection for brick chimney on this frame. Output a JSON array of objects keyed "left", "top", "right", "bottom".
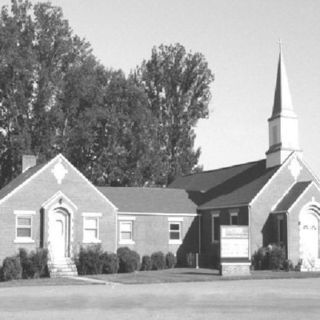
[{"left": 22, "top": 155, "right": 37, "bottom": 173}]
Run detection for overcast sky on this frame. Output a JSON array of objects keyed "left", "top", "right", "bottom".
[{"left": 2, "top": 0, "right": 320, "bottom": 175}]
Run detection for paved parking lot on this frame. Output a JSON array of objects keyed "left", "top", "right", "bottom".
[{"left": 1, "top": 278, "right": 320, "bottom": 319}]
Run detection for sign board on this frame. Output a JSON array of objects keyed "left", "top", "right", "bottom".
[{"left": 220, "top": 226, "right": 249, "bottom": 259}]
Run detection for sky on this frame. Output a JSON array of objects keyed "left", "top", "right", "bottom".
[{"left": 2, "top": 0, "right": 320, "bottom": 175}]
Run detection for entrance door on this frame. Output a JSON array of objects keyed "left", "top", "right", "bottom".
[
  {"left": 51, "top": 210, "right": 68, "bottom": 260},
  {"left": 300, "top": 211, "right": 319, "bottom": 263}
]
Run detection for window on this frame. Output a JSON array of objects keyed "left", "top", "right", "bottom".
[
  {"left": 277, "top": 215, "right": 285, "bottom": 245},
  {"left": 82, "top": 212, "right": 102, "bottom": 243},
  {"left": 119, "top": 216, "right": 135, "bottom": 244},
  {"left": 14, "top": 210, "right": 35, "bottom": 243},
  {"left": 168, "top": 217, "right": 183, "bottom": 244},
  {"left": 230, "top": 210, "right": 239, "bottom": 225},
  {"left": 211, "top": 211, "right": 220, "bottom": 242}
]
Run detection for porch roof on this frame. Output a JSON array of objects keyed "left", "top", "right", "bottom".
[{"left": 273, "top": 181, "right": 312, "bottom": 212}]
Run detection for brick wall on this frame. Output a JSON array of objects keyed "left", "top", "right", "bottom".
[
  {"left": 117, "top": 214, "right": 198, "bottom": 264},
  {"left": 0, "top": 156, "right": 117, "bottom": 263}
]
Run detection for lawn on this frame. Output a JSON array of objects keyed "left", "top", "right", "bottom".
[{"left": 88, "top": 267, "right": 320, "bottom": 284}]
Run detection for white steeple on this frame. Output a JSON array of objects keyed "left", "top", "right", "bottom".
[{"left": 266, "top": 44, "right": 302, "bottom": 168}]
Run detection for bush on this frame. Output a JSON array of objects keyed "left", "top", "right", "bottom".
[
  {"left": 101, "top": 252, "right": 119, "bottom": 274},
  {"left": 186, "top": 252, "right": 195, "bottom": 268},
  {"left": 77, "top": 245, "right": 103, "bottom": 275},
  {"left": 252, "top": 245, "right": 286, "bottom": 270},
  {"left": 151, "top": 251, "right": 166, "bottom": 270},
  {"left": 141, "top": 255, "right": 152, "bottom": 271},
  {"left": 2, "top": 256, "right": 22, "bottom": 281},
  {"left": 165, "top": 252, "right": 176, "bottom": 269},
  {"left": 117, "top": 247, "right": 140, "bottom": 273},
  {"left": 18, "top": 248, "right": 49, "bottom": 279}
]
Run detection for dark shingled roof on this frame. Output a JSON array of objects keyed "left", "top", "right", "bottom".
[
  {"left": 273, "top": 181, "right": 312, "bottom": 212},
  {"left": 0, "top": 162, "right": 47, "bottom": 201},
  {"left": 98, "top": 187, "right": 197, "bottom": 213},
  {"left": 169, "top": 159, "right": 280, "bottom": 209}
]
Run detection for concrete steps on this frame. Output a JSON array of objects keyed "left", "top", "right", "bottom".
[{"left": 48, "top": 257, "right": 78, "bottom": 277}]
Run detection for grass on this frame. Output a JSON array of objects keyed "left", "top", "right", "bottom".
[
  {"left": 88, "top": 267, "right": 320, "bottom": 284},
  {"left": 2, "top": 268, "right": 320, "bottom": 287},
  {"left": 0, "top": 276, "right": 95, "bottom": 288}
]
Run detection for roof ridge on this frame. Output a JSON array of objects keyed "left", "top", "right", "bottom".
[{"left": 180, "top": 158, "right": 266, "bottom": 177}]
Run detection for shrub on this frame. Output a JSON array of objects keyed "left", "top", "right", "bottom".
[
  {"left": 77, "top": 245, "right": 103, "bottom": 275},
  {"left": 19, "top": 248, "right": 34, "bottom": 279},
  {"left": 165, "top": 252, "right": 176, "bottom": 269},
  {"left": 30, "top": 248, "right": 49, "bottom": 278},
  {"left": 283, "top": 259, "right": 294, "bottom": 272},
  {"left": 117, "top": 247, "right": 140, "bottom": 273},
  {"left": 269, "top": 245, "right": 286, "bottom": 270},
  {"left": 141, "top": 255, "right": 152, "bottom": 271},
  {"left": 101, "top": 252, "right": 119, "bottom": 274},
  {"left": 19, "top": 248, "right": 49, "bottom": 279},
  {"left": 2, "top": 256, "right": 22, "bottom": 281},
  {"left": 252, "top": 245, "right": 286, "bottom": 270},
  {"left": 151, "top": 251, "right": 165, "bottom": 270}
]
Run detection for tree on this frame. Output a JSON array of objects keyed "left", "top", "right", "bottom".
[
  {"left": 0, "top": 0, "right": 96, "bottom": 186},
  {"left": 133, "top": 43, "right": 214, "bottom": 185}
]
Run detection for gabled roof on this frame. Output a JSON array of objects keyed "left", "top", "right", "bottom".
[
  {"left": 0, "top": 162, "right": 47, "bottom": 201},
  {"left": 98, "top": 187, "right": 197, "bottom": 214},
  {"left": 273, "top": 181, "right": 312, "bottom": 213},
  {"left": 169, "top": 159, "right": 279, "bottom": 209}
]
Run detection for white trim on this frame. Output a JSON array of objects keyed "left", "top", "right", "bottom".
[
  {"left": 271, "top": 181, "right": 296, "bottom": 212},
  {"left": 168, "top": 217, "right": 183, "bottom": 222},
  {"left": 168, "top": 220, "right": 182, "bottom": 244},
  {"left": 83, "top": 215, "right": 100, "bottom": 243},
  {"left": 249, "top": 152, "right": 297, "bottom": 207},
  {"left": 14, "top": 239, "right": 35, "bottom": 244},
  {"left": 42, "top": 190, "right": 78, "bottom": 211},
  {"left": 299, "top": 156, "right": 320, "bottom": 186},
  {"left": 287, "top": 182, "right": 320, "bottom": 214},
  {"left": 229, "top": 209, "right": 239, "bottom": 225},
  {"left": 221, "top": 262, "right": 251, "bottom": 266},
  {"left": 199, "top": 203, "right": 246, "bottom": 210},
  {"left": 15, "top": 214, "right": 33, "bottom": 242},
  {"left": 82, "top": 212, "right": 102, "bottom": 217},
  {"left": 119, "top": 220, "right": 134, "bottom": 243},
  {"left": 59, "top": 154, "right": 118, "bottom": 211},
  {"left": 118, "top": 211, "right": 198, "bottom": 217},
  {"left": 14, "top": 210, "right": 36, "bottom": 216},
  {"left": 118, "top": 216, "right": 136, "bottom": 221},
  {"left": 169, "top": 239, "right": 182, "bottom": 245}
]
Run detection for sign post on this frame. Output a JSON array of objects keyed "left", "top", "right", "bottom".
[{"left": 220, "top": 226, "right": 251, "bottom": 276}]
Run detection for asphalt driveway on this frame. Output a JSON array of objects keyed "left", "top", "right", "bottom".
[{"left": 1, "top": 278, "right": 320, "bottom": 319}]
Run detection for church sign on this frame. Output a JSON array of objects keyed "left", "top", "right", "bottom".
[
  {"left": 220, "top": 226, "right": 249, "bottom": 259},
  {"left": 220, "top": 226, "right": 250, "bottom": 276}
]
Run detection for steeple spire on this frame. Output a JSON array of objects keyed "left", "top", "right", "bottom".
[
  {"left": 271, "top": 42, "right": 295, "bottom": 118},
  {"left": 266, "top": 44, "right": 302, "bottom": 168}
]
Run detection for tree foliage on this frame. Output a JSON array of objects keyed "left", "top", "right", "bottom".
[
  {"left": 0, "top": 0, "right": 214, "bottom": 187},
  {"left": 133, "top": 43, "right": 214, "bottom": 185}
]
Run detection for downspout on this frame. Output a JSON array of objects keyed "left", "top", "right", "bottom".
[
  {"left": 286, "top": 211, "right": 289, "bottom": 260},
  {"left": 115, "top": 208, "right": 118, "bottom": 253},
  {"left": 248, "top": 205, "right": 252, "bottom": 262}
]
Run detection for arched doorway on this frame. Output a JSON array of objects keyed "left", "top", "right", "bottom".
[
  {"left": 299, "top": 204, "right": 320, "bottom": 271},
  {"left": 49, "top": 208, "right": 70, "bottom": 260}
]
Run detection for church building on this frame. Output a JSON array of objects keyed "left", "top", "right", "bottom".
[{"left": 0, "top": 48, "right": 319, "bottom": 275}]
